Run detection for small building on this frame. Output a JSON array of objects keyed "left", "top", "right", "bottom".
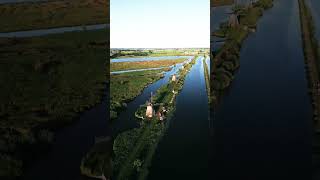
[{"left": 172, "top": 74, "right": 176, "bottom": 82}]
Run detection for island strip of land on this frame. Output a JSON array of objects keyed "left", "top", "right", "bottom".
[{"left": 211, "top": 0, "right": 273, "bottom": 103}]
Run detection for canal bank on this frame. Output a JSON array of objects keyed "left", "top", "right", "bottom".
[
  {"left": 298, "top": 0, "right": 320, "bottom": 178},
  {"left": 147, "top": 57, "right": 209, "bottom": 180},
  {"left": 211, "top": 0, "right": 312, "bottom": 179}
]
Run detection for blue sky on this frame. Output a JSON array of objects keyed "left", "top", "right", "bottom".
[{"left": 111, "top": 0, "right": 209, "bottom": 48}]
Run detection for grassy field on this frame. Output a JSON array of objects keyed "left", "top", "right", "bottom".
[
  {"left": 110, "top": 70, "right": 166, "bottom": 120},
  {"left": 110, "top": 58, "right": 186, "bottom": 71},
  {"left": 211, "top": 0, "right": 273, "bottom": 103},
  {"left": 0, "top": 29, "right": 108, "bottom": 178},
  {"left": 0, "top": 0, "right": 109, "bottom": 32},
  {"left": 211, "top": 0, "right": 234, "bottom": 7},
  {"left": 111, "top": 49, "right": 208, "bottom": 58}
]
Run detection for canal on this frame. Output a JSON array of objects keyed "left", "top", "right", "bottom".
[
  {"left": 147, "top": 56, "right": 209, "bottom": 180},
  {"left": 211, "top": 0, "right": 312, "bottom": 179}
]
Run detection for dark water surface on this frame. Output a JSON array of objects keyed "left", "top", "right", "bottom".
[
  {"left": 147, "top": 57, "right": 209, "bottom": 180},
  {"left": 23, "top": 88, "right": 110, "bottom": 180},
  {"left": 211, "top": 0, "right": 312, "bottom": 179}
]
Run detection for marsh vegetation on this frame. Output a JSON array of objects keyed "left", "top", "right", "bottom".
[
  {"left": 0, "top": 0, "right": 109, "bottom": 32},
  {"left": 110, "top": 59, "right": 186, "bottom": 72},
  {"left": 0, "top": 29, "right": 108, "bottom": 178}
]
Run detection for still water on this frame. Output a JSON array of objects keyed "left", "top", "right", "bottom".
[{"left": 212, "top": 0, "right": 312, "bottom": 179}]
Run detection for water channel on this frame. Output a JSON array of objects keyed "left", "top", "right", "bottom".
[{"left": 211, "top": 0, "right": 312, "bottom": 179}]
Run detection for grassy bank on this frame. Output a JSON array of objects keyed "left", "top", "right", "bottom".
[
  {"left": 110, "top": 70, "right": 166, "bottom": 120},
  {"left": 110, "top": 58, "right": 186, "bottom": 71},
  {"left": 203, "top": 56, "right": 211, "bottom": 103},
  {"left": 80, "top": 137, "right": 113, "bottom": 179},
  {"left": 0, "top": 0, "right": 109, "bottom": 32},
  {"left": 298, "top": 0, "right": 320, "bottom": 169},
  {"left": 211, "top": 0, "right": 273, "bottom": 103},
  {"left": 0, "top": 29, "right": 108, "bottom": 178},
  {"left": 299, "top": 0, "right": 320, "bottom": 122},
  {"left": 112, "top": 57, "right": 197, "bottom": 180}
]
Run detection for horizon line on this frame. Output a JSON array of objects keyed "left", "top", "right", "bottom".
[{"left": 110, "top": 47, "right": 210, "bottom": 49}]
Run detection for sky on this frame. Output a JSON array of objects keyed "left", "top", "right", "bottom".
[{"left": 111, "top": 0, "right": 210, "bottom": 48}]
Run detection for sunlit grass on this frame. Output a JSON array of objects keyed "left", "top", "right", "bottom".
[
  {"left": 0, "top": 0, "right": 109, "bottom": 32},
  {"left": 110, "top": 59, "right": 186, "bottom": 71}
]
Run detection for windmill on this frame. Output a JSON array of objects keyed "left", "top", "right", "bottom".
[{"left": 228, "top": 1, "right": 240, "bottom": 28}]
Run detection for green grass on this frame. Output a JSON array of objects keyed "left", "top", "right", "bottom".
[
  {"left": 0, "top": 0, "right": 109, "bottom": 32},
  {"left": 110, "top": 59, "right": 186, "bottom": 71},
  {"left": 0, "top": 29, "right": 108, "bottom": 178}
]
